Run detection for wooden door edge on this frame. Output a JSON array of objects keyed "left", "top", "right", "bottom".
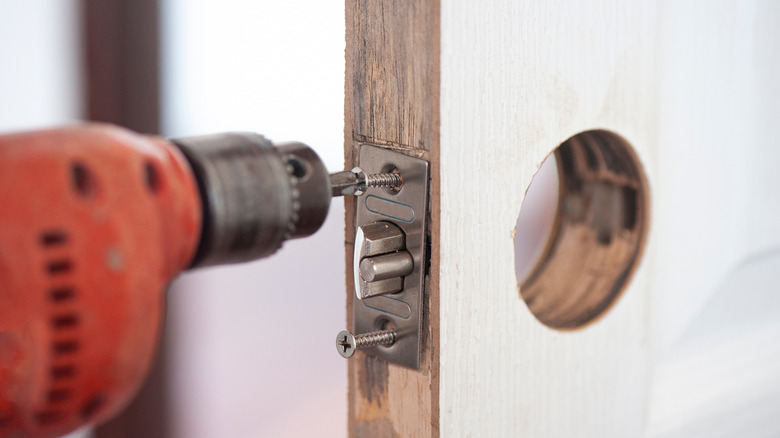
[{"left": 345, "top": 1, "right": 441, "bottom": 436}]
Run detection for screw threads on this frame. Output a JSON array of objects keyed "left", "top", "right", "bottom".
[
  {"left": 354, "top": 330, "right": 396, "bottom": 349},
  {"left": 329, "top": 168, "right": 403, "bottom": 197},
  {"left": 366, "top": 173, "right": 403, "bottom": 189}
]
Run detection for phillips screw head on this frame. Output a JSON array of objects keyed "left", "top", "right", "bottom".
[
  {"left": 335, "top": 329, "right": 397, "bottom": 359},
  {"left": 336, "top": 330, "right": 357, "bottom": 358}
]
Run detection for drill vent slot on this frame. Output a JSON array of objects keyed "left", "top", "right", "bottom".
[
  {"left": 46, "top": 260, "right": 73, "bottom": 275},
  {"left": 41, "top": 229, "right": 80, "bottom": 424},
  {"left": 48, "top": 389, "right": 73, "bottom": 404},
  {"left": 51, "top": 365, "right": 77, "bottom": 380},
  {"left": 49, "top": 288, "right": 76, "bottom": 303},
  {"left": 51, "top": 314, "right": 79, "bottom": 330},
  {"left": 34, "top": 411, "right": 62, "bottom": 425},
  {"left": 52, "top": 340, "right": 80, "bottom": 355},
  {"left": 40, "top": 230, "right": 69, "bottom": 247}
]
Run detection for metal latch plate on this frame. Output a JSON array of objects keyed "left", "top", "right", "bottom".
[{"left": 353, "top": 145, "right": 429, "bottom": 369}]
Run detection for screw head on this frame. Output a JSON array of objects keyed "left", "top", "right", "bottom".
[
  {"left": 350, "top": 167, "right": 367, "bottom": 196},
  {"left": 336, "top": 330, "right": 356, "bottom": 358}
]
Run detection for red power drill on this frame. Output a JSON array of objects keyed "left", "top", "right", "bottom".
[{"left": 0, "top": 123, "right": 360, "bottom": 438}]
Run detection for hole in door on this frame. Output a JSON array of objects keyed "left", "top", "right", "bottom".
[{"left": 514, "top": 130, "right": 649, "bottom": 330}]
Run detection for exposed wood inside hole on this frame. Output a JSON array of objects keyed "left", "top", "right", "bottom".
[{"left": 516, "top": 130, "right": 649, "bottom": 330}]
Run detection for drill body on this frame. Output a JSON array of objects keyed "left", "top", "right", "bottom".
[{"left": 0, "top": 124, "right": 332, "bottom": 438}]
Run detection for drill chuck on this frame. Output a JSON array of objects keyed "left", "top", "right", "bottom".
[{"left": 173, "top": 133, "right": 331, "bottom": 268}]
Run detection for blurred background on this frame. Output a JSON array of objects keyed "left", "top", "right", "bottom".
[{"left": 0, "top": 1, "right": 347, "bottom": 437}]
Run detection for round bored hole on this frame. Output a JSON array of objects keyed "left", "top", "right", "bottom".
[{"left": 514, "top": 130, "right": 649, "bottom": 330}]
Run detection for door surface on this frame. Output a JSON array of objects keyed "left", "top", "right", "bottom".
[{"left": 345, "top": 1, "right": 780, "bottom": 436}]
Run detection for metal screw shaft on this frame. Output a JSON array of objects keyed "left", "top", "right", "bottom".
[
  {"left": 354, "top": 329, "right": 397, "bottom": 348},
  {"left": 336, "top": 329, "right": 397, "bottom": 359},
  {"left": 366, "top": 172, "right": 403, "bottom": 189},
  {"left": 329, "top": 167, "right": 403, "bottom": 197}
]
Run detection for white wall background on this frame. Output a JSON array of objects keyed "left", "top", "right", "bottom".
[
  {"left": 0, "top": 0, "right": 81, "bottom": 132},
  {"left": 652, "top": 0, "right": 780, "bottom": 354},
  {"left": 646, "top": 2, "right": 780, "bottom": 434},
  {"left": 161, "top": 2, "right": 347, "bottom": 437}
]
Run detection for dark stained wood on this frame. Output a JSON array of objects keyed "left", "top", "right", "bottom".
[
  {"left": 349, "top": 1, "right": 439, "bottom": 154},
  {"left": 83, "top": 0, "right": 160, "bottom": 134},
  {"left": 345, "top": 1, "right": 440, "bottom": 436},
  {"left": 83, "top": 1, "right": 167, "bottom": 437},
  {"left": 93, "top": 353, "right": 170, "bottom": 438}
]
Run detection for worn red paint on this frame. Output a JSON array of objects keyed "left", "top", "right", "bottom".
[{"left": 0, "top": 124, "right": 201, "bottom": 438}]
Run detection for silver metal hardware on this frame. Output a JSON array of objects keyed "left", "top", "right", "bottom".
[
  {"left": 329, "top": 167, "right": 403, "bottom": 197},
  {"left": 354, "top": 222, "right": 412, "bottom": 298},
  {"left": 343, "top": 145, "right": 429, "bottom": 369},
  {"left": 360, "top": 251, "right": 413, "bottom": 283},
  {"left": 335, "top": 329, "right": 397, "bottom": 359},
  {"left": 365, "top": 171, "right": 403, "bottom": 190}
]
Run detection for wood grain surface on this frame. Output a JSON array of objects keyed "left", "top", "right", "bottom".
[{"left": 345, "top": 1, "right": 440, "bottom": 436}]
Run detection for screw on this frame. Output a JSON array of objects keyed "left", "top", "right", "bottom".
[
  {"left": 335, "top": 329, "right": 397, "bottom": 358},
  {"left": 329, "top": 167, "right": 403, "bottom": 197},
  {"left": 366, "top": 171, "right": 403, "bottom": 189}
]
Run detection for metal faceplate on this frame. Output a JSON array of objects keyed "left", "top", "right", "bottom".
[{"left": 353, "top": 145, "right": 429, "bottom": 369}]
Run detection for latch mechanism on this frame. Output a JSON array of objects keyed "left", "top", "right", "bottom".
[
  {"left": 355, "top": 222, "right": 414, "bottom": 298},
  {"left": 335, "top": 145, "right": 429, "bottom": 369}
]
